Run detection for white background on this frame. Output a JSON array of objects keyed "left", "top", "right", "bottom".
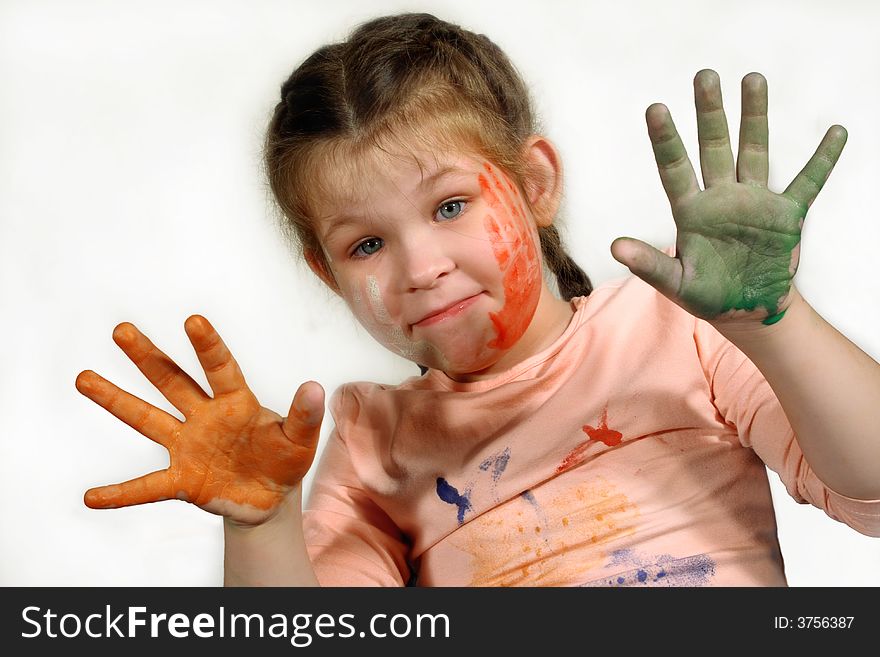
[{"left": 1, "top": 0, "right": 878, "bottom": 586}]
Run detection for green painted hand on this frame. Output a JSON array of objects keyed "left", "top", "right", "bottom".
[{"left": 611, "top": 70, "right": 847, "bottom": 325}]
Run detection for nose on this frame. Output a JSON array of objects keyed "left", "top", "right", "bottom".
[{"left": 397, "top": 230, "right": 455, "bottom": 291}]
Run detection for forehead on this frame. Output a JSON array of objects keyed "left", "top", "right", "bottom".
[{"left": 306, "top": 128, "right": 487, "bottom": 218}]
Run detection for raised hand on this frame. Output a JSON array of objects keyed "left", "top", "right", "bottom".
[
  {"left": 76, "top": 315, "right": 325, "bottom": 526},
  {"left": 611, "top": 69, "right": 847, "bottom": 325}
]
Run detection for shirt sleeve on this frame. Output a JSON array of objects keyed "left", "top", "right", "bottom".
[
  {"left": 303, "top": 427, "right": 411, "bottom": 586},
  {"left": 693, "top": 317, "right": 880, "bottom": 537}
]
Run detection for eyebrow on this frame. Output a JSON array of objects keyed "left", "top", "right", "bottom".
[
  {"left": 320, "top": 215, "right": 364, "bottom": 246},
  {"left": 418, "top": 164, "right": 469, "bottom": 190}
]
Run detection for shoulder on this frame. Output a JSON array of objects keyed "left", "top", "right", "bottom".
[
  {"left": 328, "top": 374, "right": 442, "bottom": 437},
  {"left": 575, "top": 271, "right": 696, "bottom": 331}
]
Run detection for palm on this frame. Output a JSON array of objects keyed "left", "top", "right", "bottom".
[
  {"left": 167, "top": 397, "right": 313, "bottom": 521},
  {"left": 612, "top": 70, "right": 846, "bottom": 325},
  {"left": 673, "top": 184, "right": 802, "bottom": 320},
  {"left": 77, "top": 316, "right": 324, "bottom": 526}
]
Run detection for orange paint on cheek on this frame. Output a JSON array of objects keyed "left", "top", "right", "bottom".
[
  {"left": 485, "top": 165, "right": 525, "bottom": 222},
  {"left": 478, "top": 165, "right": 541, "bottom": 351}
]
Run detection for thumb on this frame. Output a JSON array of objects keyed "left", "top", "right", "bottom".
[
  {"left": 610, "top": 237, "right": 682, "bottom": 298},
  {"left": 282, "top": 380, "right": 325, "bottom": 451}
]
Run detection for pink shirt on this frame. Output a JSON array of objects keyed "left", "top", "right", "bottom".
[{"left": 304, "top": 275, "right": 880, "bottom": 586}]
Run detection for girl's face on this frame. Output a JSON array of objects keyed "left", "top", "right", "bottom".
[{"left": 310, "top": 142, "right": 564, "bottom": 381}]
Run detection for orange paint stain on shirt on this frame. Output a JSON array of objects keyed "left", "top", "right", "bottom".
[{"left": 447, "top": 478, "right": 639, "bottom": 586}]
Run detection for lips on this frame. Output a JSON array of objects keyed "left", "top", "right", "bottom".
[{"left": 411, "top": 293, "right": 483, "bottom": 329}]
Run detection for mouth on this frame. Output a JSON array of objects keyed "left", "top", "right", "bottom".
[{"left": 411, "top": 293, "right": 484, "bottom": 329}]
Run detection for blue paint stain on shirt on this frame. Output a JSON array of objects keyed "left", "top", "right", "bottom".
[
  {"left": 583, "top": 550, "right": 717, "bottom": 587},
  {"left": 479, "top": 447, "right": 511, "bottom": 482},
  {"left": 436, "top": 477, "right": 472, "bottom": 524},
  {"left": 609, "top": 548, "right": 636, "bottom": 566}
]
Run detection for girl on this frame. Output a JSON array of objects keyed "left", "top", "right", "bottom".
[{"left": 76, "top": 13, "right": 880, "bottom": 586}]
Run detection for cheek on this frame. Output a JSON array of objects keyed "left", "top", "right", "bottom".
[
  {"left": 344, "top": 275, "right": 431, "bottom": 360},
  {"left": 477, "top": 165, "right": 543, "bottom": 350},
  {"left": 344, "top": 275, "right": 393, "bottom": 329}
]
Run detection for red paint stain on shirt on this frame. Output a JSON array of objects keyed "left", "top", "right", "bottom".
[
  {"left": 555, "top": 408, "right": 624, "bottom": 473},
  {"left": 556, "top": 440, "right": 592, "bottom": 474},
  {"left": 583, "top": 408, "right": 623, "bottom": 446}
]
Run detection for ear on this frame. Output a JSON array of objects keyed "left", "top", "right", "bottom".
[
  {"left": 304, "top": 248, "right": 341, "bottom": 294},
  {"left": 522, "top": 135, "right": 563, "bottom": 228}
]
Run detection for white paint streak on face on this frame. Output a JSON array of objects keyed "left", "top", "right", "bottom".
[
  {"left": 365, "top": 275, "right": 418, "bottom": 361},
  {"left": 366, "top": 275, "right": 390, "bottom": 322},
  {"left": 362, "top": 275, "right": 448, "bottom": 370}
]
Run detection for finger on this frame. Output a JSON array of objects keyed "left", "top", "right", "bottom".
[
  {"left": 737, "top": 72, "right": 769, "bottom": 186},
  {"left": 112, "top": 322, "right": 209, "bottom": 414},
  {"left": 76, "top": 370, "right": 180, "bottom": 448},
  {"left": 610, "top": 237, "right": 682, "bottom": 299},
  {"left": 282, "top": 381, "right": 325, "bottom": 452},
  {"left": 84, "top": 470, "right": 174, "bottom": 509},
  {"left": 184, "top": 315, "right": 250, "bottom": 397},
  {"left": 783, "top": 125, "right": 847, "bottom": 210},
  {"left": 646, "top": 103, "right": 700, "bottom": 206},
  {"left": 694, "top": 69, "right": 736, "bottom": 187}
]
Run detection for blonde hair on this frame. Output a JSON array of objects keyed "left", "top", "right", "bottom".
[{"left": 264, "top": 12, "right": 591, "bottom": 299}]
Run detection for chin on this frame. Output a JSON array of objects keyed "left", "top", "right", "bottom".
[
  {"left": 420, "top": 345, "right": 507, "bottom": 379},
  {"left": 373, "top": 314, "right": 517, "bottom": 377}
]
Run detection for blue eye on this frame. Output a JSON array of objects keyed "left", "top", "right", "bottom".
[
  {"left": 353, "top": 237, "right": 383, "bottom": 258},
  {"left": 437, "top": 200, "right": 465, "bottom": 221}
]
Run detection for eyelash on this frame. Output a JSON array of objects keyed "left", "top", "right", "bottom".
[
  {"left": 349, "top": 198, "right": 468, "bottom": 259},
  {"left": 436, "top": 199, "right": 466, "bottom": 221},
  {"left": 351, "top": 237, "right": 383, "bottom": 259}
]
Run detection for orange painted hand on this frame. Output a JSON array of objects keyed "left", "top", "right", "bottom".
[{"left": 76, "top": 315, "right": 325, "bottom": 526}]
